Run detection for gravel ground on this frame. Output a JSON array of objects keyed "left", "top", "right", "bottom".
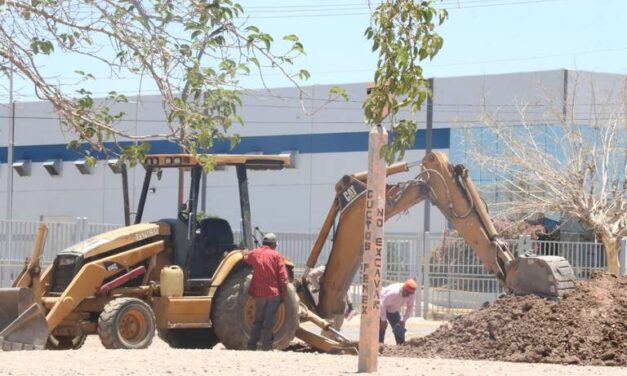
[
  {"left": 0, "top": 335, "right": 624, "bottom": 375},
  {"left": 1, "top": 291, "right": 624, "bottom": 376}
]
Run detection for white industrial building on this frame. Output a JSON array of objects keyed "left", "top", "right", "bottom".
[{"left": 0, "top": 69, "right": 624, "bottom": 235}]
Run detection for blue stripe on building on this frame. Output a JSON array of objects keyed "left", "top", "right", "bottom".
[{"left": 0, "top": 128, "right": 450, "bottom": 163}]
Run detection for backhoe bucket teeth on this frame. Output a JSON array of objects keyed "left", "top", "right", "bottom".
[
  {"left": 295, "top": 327, "right": 358, "bottom": 355},
  {"left": 505, "top": 256, "right": 577, "bottom": 299},
  {"left": 0, "top": 288, "right": 49, "bottom": 350}
]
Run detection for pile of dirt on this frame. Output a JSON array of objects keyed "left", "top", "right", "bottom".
[{"left": 383, "top": 272, "right": 626, "bottom": 366}]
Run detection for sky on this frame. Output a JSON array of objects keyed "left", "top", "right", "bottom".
[
  {"left": 237, "top": 0, "right": 627, "bottom": 85},
  {"left": 3, "top": 0, "right": 627, "bottom": 101}
]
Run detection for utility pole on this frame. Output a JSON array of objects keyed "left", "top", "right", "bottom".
[
  {"left": 423, "top": 78, "right": 434, "bottom": 233},
  {"left": 6, "top": 64, "right": 15, "bottom": 259},
  {"left": 420, "top": 78, "right": 434, "bottom": 320},
  {"left": 7, "top": 64, "right": 15, "bottom": 221}
]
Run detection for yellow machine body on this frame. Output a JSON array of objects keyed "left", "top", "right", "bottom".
[{"left": 0, "top": 152, "right": 576, "bottom": 353}]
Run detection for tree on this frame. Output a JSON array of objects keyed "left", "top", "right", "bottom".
[
  {"left": 364, "top": 0, "right": 447, "bottom": 162},
  {"left": 0, "top": 0, "right": 312, "bottom": 166},
  {"left": 466, "top": 82, "right": 627, "bottom": 274},
  {"left": 0, "top": 0, "right": 448, "bottom": 167},
  {"left": 491, "top": 217, "right": 550, "bottom": 241}
]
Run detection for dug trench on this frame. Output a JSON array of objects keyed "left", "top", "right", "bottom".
[{"left": 382, "top": 272, "right": 626, "bottom": 366}]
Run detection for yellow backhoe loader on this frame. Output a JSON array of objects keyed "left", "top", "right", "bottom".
[
  {"left": 0, "top": 154, "right": 304, "bottom": 350},
  {"left": 293, "top": 152, "right": 576, "bottom": 353},
  {"left": 0, "top": 152, "right": 576, "bottom": 353}
]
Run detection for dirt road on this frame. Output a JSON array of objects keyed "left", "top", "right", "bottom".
[
  {"left": 1, "top": 274, "right": 624, "bottom": 375},
  {"left": 0, "top": 336, "right": 624, "bottom": 376}
]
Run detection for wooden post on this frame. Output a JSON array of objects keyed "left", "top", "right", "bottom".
[{"left": 358, "top": 124, "right": 388, "bottom": 373}]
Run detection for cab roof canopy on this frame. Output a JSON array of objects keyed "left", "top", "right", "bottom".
[{"left": 143, "top": 153, "right": 292, "bottom": 170}]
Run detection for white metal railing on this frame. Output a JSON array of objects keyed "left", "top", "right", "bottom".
[
  {"left": 0, "top": 219, "right": 614, "bottom": 319},
  {"left": 0, "top": 218, "right": 121, "bottom": 287}
]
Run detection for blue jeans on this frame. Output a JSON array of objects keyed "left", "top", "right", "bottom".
[
  {"left": 379, "top": 311, "right": 406, "bottom": 345},
  {"left": 247, "top": 295, "right": 281, "bottom": 351}
]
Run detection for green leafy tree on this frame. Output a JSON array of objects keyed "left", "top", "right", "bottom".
[
  {"left": 365, "top": 0, "right": 447, "bottom": 162},
  {"left": 0, "top": 0, "right": 312, "bottom": 166}
]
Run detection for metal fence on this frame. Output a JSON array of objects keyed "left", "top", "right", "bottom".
[
  {"left": 0, "top": 219, "right": 616, "bottom": 319},
  {"left": 383, "top": 233, "right": 612, "bottom": 318},
  {"left": 529, "top": 239, "right": 607, "bottom": 279},
  {"left": 0, "top": 218, "right": 120, "bottom": 287},
  {"left": 253, "top": 231, "right": 612, "bottom": 319}
]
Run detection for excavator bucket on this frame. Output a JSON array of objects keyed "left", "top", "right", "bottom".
[
  {"left": 295, "top": 327, "right": 358, "bottom": 355},
  {"left": 505, "top": 255, "right": 577, "bottom": 298},
  {"left": 0, "top": 288, "right": 49, "bottom": 350}
]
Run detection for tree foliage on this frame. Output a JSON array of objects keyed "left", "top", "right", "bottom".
[
  {"left": 365, "top": 0, "right": 447, "bottom": 162},
  {"left": 0, "top": 0, "right": 310, "bottom": 166}
]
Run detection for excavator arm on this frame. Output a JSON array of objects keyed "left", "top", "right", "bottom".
[
  {"left": 419, "top": 153, "right": 575, "bottom": 297},
  {"left": 300, "top": 152, "right": 576, "bottom": 332}
]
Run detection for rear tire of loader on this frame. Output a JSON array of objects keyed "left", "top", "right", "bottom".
[
  {"left": 98, "top": 297, "right": 156, "bottom": 349},
  {"left": 157, "top": 328, "right": 219, "bottom": 349},
  {"left": 211, "top": 266, "right": 299, "bottom": 350},
  {"left": 46, "top": 334, "right": 87, "bottom": 350}
]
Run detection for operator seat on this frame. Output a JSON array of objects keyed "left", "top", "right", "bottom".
[{"left": 189, "top": 217, "right": 237, "bottom": 279}]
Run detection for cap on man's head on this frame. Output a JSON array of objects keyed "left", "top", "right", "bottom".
[
  {"left": 403, "top": 279, "right": 417, "bottom": 293},
  {"left": 262, "top": 232, "right": 278, "bottom": 245}
]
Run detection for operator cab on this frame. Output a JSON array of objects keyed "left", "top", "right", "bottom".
[
  {"left": 135, "top": 154, "right": 292, "bottom": 289},
  {"left": 190, "top": 217, "right": 237, "bottom": 278}
]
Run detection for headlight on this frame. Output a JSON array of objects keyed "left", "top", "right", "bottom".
[{"left": 58, "top": 256, "right": 75, "bottom": 266}]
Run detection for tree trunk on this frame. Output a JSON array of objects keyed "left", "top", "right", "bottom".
[{"left": 598, "top": 234, "right": 621, "bottom": 275}]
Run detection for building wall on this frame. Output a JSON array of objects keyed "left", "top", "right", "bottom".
[{"left": 0, "top": 70, "right": 621, "bottom": 234}]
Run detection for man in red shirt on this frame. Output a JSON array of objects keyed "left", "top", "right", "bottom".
[{"left": 243, "top": 232, "right": 288, "bottom": 351}]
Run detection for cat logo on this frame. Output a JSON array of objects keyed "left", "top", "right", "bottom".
[
  {"left": 104, "top": 262, "right": 121, "bottom": 272},
  {"left": 338, "top": 182, "right": 366, "bottom": 211},
  {"left": 343, "top": 185, "right": 358, "bottom": 203}
]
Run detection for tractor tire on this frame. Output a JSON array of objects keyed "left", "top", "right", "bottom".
[
  {"left": 98, "top": 297, "right": 156, "bottom": 349},
  {"left": 157, "top": 328, "right": 219, "bottom": 349},
  {"left": 211, "top": 266, "right": 299, "bottom": 350},
  {"left": 46, "top": 334, "right": 87, "bottom": 350}
]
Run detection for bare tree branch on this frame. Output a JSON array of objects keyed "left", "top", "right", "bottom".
[{"left": 466, "top": 81, "right": 627, "bottom": 273}]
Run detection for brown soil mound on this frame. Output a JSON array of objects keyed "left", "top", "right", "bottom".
[{"left": 383, "top": 272, "right": 626, "bottom": 366}]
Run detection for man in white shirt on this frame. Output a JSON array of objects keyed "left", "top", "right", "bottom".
[
  {"left": 306, "top": 265, "right": 354, "bottom": 316},
  {"left": 379, "top": 279, "right": 417, "bottom": 345},
  {"left": 306, "top": 265, "right": 355, "bottom": 340}
]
